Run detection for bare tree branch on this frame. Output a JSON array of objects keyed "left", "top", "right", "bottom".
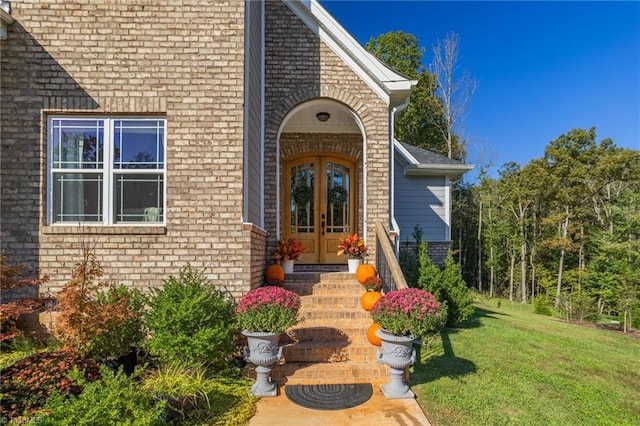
[{"left": 430, "top": 32, "right": 477, "bottom": 159}]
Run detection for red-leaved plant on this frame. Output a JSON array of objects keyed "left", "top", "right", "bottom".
[
  {"left": 370, "top": 288, "right": 444, "bottom": 340},
  {"left": 0, "top": 250, "right": 49, "bottom": 342},
  {"left": 0, "top": 350, "right": 101, "bottom": 418},
  {"left": 272, "top": 238, "right": 305, "bottom": 262},
  {"left": 235, "top": 286, "right": 301, "bottom": 333},
  {"left": 55, "top": 247, "right": 143, "bottom": 358},
  {"left": 336, "top": 233, "right": 367, "bottom": 259}
]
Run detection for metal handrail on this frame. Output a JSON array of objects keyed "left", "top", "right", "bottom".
[{"left": 374, "top": 219, "right": 408, "bottom": 294}]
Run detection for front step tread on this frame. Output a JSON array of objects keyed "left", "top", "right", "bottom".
[{"left": 243, "top": 273, "right": 386, "bottom": 385}]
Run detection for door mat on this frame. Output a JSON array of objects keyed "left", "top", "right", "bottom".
[{"left": 284, "top": 383, "right": 373, "bottom": 410}]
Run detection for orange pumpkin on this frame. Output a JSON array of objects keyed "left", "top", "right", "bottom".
[
  {"left": 355, "top": 264, "right": 377, "bottom": 285},
  {"left": 265, "top": 264, "right": 285, "bottom": 282},
  {"left": 366, "top": 322, "right": 382, "bottom": 346},
  {"left": 360, "top": 291, "right": 382, "bottom": 311}
]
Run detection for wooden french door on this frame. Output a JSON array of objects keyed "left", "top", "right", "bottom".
[{"left": 284, "top": 155, "right": 357, "bottom": 263}]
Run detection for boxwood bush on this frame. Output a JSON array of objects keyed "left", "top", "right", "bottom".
[
  {"left": 144, "top": 265, "right": 237, "bottom": 369},
  {"left": 42, "top": 367, "right": 166, "bottom": 426}
]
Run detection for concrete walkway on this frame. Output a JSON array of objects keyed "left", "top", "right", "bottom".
[{"left": 248, "top": 383, "right": 431, "bottom": 426}]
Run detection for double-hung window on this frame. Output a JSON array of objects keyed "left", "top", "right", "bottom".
[{"left": 48, "top": 117, "right": 166, "bottom": 225}]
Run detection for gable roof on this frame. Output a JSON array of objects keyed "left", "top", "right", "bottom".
[
  {"left": 284, "top": 0, "right": 417, "bottom": 107},
  {"left": 395, "top": 140, "right": 474, "bottom": 178}
]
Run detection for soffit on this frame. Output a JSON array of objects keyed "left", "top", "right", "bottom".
[{"left": 282, "top": 103, "right": 360, "bottom": 134}]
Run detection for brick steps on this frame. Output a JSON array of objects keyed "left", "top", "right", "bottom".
[
  {"left": 282, "top": 342, "right": 379, "bottom": 363},
  {"left": 300, "top": 309, "right": 371, "bottom": 321},
  {"left": 288, "top": 321, "right": 371, "bottom": 338},
  {"left": 299, "top": 294, "right": 363, "bottom": 308},
  {"left": 284, "top": 279, "right": 364, "bottom": 294},
  {"left": 280, "top": 330, "right": 378, "bottom": 363},
  {"left": 245, "top": 361, "right": 388, "bottom": 385},
  {"left": 243, "top": 271, "right": 387, "bottom": 385}
]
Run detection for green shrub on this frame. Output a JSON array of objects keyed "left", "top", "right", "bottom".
[
  {"left": 416, "top": 242, "right": 442, "bottom": 291},
  {"left": 632, "top": 306, "right": 640, "bottom": 329},
  {"left": 402, "top": 228, "right": 474, "bottom": 327},
  {"left": 144, "top": 265, "right": 237, "bottom": 369},
  {"left": 418, "top": 248, "right": 474, "bottom": 327},
  {"left": 557, "top": 291, "right": 600, "bottom": 324},
  {"left": 399, "top": 226, "right": 424, "bottom": 287},
  {"left": 533, "top": 295, "right": 552, "bottom": 316},
  {"left": 91, "top": 284, "right": 146, "bottom": 359},
  {"left": 440, "top": 250, "right": 475, "bottom": 326},
  {"left": 42, "top": 367, "right": 166, "bottom": 426},
  {"left": 569, "top": 291, "right": 599, "bottom": 323},
  {"left": 0, "top": 335, "right": 48, "bottom": 370},
  {"left": 0, "top": 350, "right": 101, "bottom": 418}
]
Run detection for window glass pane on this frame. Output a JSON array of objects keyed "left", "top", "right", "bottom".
[
  {"left": 114, "top": 174, "right": 164, "bottom": 223},
  {"left": 52, "top": 119, "right": 104, "bottom": 169},
  {"left": 52, "top": 173, "right": 103, "bottom": 222},
  {"left": 114, "top": 120, "right": 165, "bottom": 169},
  {"left": 49, "top": 117, "right": 166, "bottom": 226}
]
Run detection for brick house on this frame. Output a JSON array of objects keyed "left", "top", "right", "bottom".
[{"left": 1, "top": 0, "right": 471, "bottom": 298}]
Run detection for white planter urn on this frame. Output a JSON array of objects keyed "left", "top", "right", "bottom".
[
  {"left": 242, "top": 330, "right": 283, "bottom": 397},
  {"left": 347, "top": 258, "right": 362, "bottom": 273},
  {"left": 282, "top": 259, "right": 294, "bottom": 274},
  {"left": 375, "top": 328, "right": 416, "bottom": 399}
]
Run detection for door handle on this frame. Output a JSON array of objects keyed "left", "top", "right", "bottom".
[{"left": 321, "top": 213, "right": 325, "bottom": 235}]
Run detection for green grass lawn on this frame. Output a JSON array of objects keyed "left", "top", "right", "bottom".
[{"left": 412, "top": 299, "right": 640, "bottom": 426}]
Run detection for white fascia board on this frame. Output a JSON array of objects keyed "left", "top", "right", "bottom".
[
  {"left": 394, "top": 140, "right": 474, "bottom": 177},
  {"left": 394, "top": 139, "right": 420, "bottom": 165},
  {"left": 404, "top": 163, "right": 475, "bottom": 178},
  {"left": 285, "top": 0, "right": 416, "bottom": 107},
  {"left": 0, "top": 3, "right": 13, "bottom": 40},
  {"left": 0, "top": 10, "right": 13, "bottom": 25}
]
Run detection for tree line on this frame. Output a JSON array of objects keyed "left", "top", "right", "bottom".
[
  {"left": 457, "top": 129, "right": 640, "bottom": 330},
  {"left": 367, "top": 31, "right": 640, "bottom": 329}
]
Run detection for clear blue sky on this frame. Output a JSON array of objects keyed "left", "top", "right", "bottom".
[{"left": 319, "top": 0, "right": 640, "bottom": 180}]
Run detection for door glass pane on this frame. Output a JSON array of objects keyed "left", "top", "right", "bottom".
[
  {"left": 326, "top": 162, "right": 350, "bottom": 234},
  {"left": 290, "top": 163, "right": 314, "bottom": 233}
]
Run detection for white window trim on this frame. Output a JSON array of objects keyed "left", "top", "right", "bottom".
[{"left": 47, "top": 115, "right": 167, "bottom": 226}]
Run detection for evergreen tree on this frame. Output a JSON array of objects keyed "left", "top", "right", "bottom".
[
  {"left": 440, "top": 250, "right": 475, "bottom": 326},
  {"left": 417, "top": 245, "right": 474, "bottom": 327},
  {"left": 399, "top": 225, "right": 424, "bottom": 287}
]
